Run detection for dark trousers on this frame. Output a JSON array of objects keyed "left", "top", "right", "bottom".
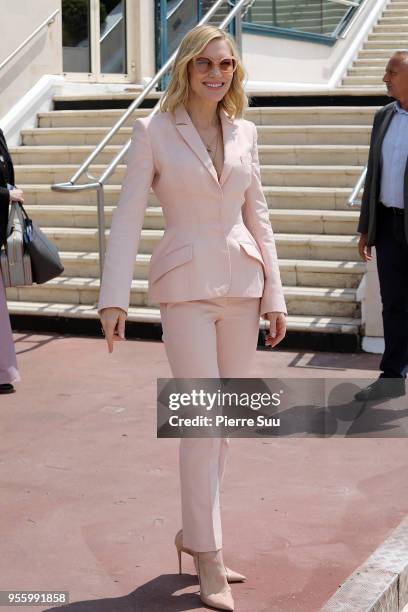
[{"left": 375, "top": 205, "right": 408, "bottom": 378}]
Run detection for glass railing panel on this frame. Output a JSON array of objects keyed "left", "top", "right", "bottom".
[
  {"left": 167, "top": 0, "right": 200, "bottom": 57},
  {"left": 100, "top": 0, "right": 127, "bottom": 74},
  {"left": 244, "top": 0, "right": 363, "bottom": 38}
]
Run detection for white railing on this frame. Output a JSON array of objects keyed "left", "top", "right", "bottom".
[
  {"left": 348, "top": 166, "right": 367, "bottom": 207},
  {"left": 0, "top": 9, "right": 60, "bottom": 73}
]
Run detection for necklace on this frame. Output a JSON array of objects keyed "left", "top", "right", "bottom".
[
  {"left": 203, "top": 120, "right": 221, "bottom": 161},
  {"left": 206, "top": 130, "right": 219, "bottom": 163}
]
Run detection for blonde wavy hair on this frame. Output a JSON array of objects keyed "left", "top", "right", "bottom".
[{"left": 159, "top": 25, "right": 247, "bottom": 119}]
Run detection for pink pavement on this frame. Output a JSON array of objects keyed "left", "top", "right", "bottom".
[{"left": 0, "top": 333, "right": 407, "bottom": 612}]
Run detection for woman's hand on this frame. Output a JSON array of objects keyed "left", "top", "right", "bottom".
[
  {"left": 99, "top": 307, "right": 127, "bottom": 353},
  {"left": 9, "top": 188, "right": 24, "bottom": 204},
  {"left": 264, "top": 312, "right": 287, "bottom": 348}
]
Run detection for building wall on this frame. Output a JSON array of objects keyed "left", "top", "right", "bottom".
[{"left": 0, "top": 0, "right": 62, "bottom": 119}]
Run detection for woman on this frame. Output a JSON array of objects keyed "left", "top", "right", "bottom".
[
  {"left": 0, "top": 127, "right": 22, "bottom": 394},
  {"left": 98, "top": 25, "right": 287, "bottom": 611}
]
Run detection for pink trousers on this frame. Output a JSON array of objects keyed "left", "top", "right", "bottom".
[
  {"left": 0, "top": 269, "right": 20, "bottom": 385},
  {"left": 160, "top": 296, "right": 261, "bottom": 552}
]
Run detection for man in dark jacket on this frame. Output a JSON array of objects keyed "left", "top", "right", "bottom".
[{"left": 356, "top": 51, "right": 408, "bottom": 401}]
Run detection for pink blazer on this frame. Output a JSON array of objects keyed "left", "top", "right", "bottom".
[{"left": 98, "top": 104, "right": 287, "bottom": 317}]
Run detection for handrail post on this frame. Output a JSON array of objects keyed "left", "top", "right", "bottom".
[{"left": 96, "top": 184, "right": 106, "bottom": 279}]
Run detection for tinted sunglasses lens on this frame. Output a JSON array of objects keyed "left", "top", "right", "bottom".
[
  {"left": 220, "top": 58, "right": 236, "bottom": 73},
  {"left": 194, "top": 57, "right": 237, "bottom": 74},
  {"left": 195, "top": 58, "right": 211, "bottom": 74}
]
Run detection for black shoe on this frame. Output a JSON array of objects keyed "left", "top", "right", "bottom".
[
  {"left": 354, "top": 378, "right": 406, "bottom": 402},
  {"left": 0, "top": 383, "right": 15, "bottom": 394}
]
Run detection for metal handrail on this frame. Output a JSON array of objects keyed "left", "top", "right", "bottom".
[
  {"left": 167, "top": 0, "right": 187, "bottom": 19},
  {"left": 348, "top": 166, "right": 367, "bottom": 207},
  {"left": 0, "top": 9, "right": 60, "bottom": 72},
  {"left": 52, "top": 0, "right": 254, "bottom": 278},
  {"left": 328, "top": 0, "right": 359, "bottom": 6}
]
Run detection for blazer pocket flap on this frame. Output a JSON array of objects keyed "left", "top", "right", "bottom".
[
  {"left": 150, "top": 243, "right": 193, "bottom": 283},
  {"left": 239, "top": 241, "right": 265, "bottom": 267}
]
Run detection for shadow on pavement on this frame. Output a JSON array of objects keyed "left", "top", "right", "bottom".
[
  {"left": 45, "top": 573, "right": 204, "bottom": 612},
  {"left": 14, "top": 332, "right": 64, "bottom": 356}
]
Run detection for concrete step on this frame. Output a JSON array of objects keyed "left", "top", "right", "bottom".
[
  {"left": 19, "top": 184, "right": 355, "bottom": 210},
  {"left": 36, "top": 106, "right": 378, "bottom": 128},
  {"left": 59, "top": 251, "right": 365, "bottom": 288},
  {"left": 358, "top": 49, "right": 404, "bottom": 59},
  {"left": 342, "top": 76, "right": 387, "bottom": 87},
  {"left": 5, "top": 276, "right": 360, "bottom": 317},
  {"left": 348, "top": 66, "right": 388, "bottom": 76},
  {"left": 14, "top": 163, "right": 363, "bottom": 188},
  {"left": 363, "top": 40, "right": 408, "bottom": 49},
  {"left": 9, "top": 144, "right": 371, "bottom": 166},
  {"left": 378, "top": 16, "right": 408, "bottom": 23},
  {"left": 24, "top": 204, "right": 360, "bottom": 234},
  {"left": 381, "top": 9, "right": 408, "bottom": 17},
  {"left": 21, "top": 125, "right": 373, "bottom": 147},
  {"left": 6, "top": 300, "right": 362, "bottom": 335},
  {"left": 37, "top": 227, "right": 360, "bottom": 260},
  {"left": 373, "top": 23, "right": 408, "bottom": 31},
  {"left": 52, "top": 91, "right": 160, "bottom": 104},
  {"left": 367, "top": 31, "right": 408, "bottom": 40},
  {"left": 351, "top": 59, "right": 390, "bottom": 68}
]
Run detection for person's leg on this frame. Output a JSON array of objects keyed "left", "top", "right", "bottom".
[
  {"left": 376, "top": 211, "right": 408, "bottom": 379},
  {"left": 160, "top": 300, "right": 225, "bottom": 552},
  {"left": 216, "top": 297, "right": 261, "bottom": 377},
  {"left": 0, "top": 270, "right": 20, "bottom": 385},
  {"left": 160, "top": 297, "right": 261, "bottom": 550},
  {"left": 215, "top": 297, "right": 261, "bottom": 486}
]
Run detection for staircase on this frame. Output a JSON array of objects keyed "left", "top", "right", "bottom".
[
  {"left": 343, "top": 0, "right": 408, "bottom": 87},
  {"left": 7, "top": 0, "right": 402, "bottom": 348},
  {"left": 6, "top": 96, "right": 369, "bottom": 347}
]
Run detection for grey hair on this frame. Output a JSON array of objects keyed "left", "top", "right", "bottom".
[{"left": 392, "top": 50, "right": 408, "bottom": 60}]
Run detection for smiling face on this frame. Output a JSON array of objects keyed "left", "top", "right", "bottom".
[
  {"left": 187, "top": 38, "right": 235, "bottom": 107},
  {"left": 383, "top": 53, "right": 408, "bottom": 101}
]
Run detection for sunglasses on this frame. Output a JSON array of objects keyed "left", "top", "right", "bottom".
[{"left": 192, "top": 56, "right": 237, "bottom": 76}]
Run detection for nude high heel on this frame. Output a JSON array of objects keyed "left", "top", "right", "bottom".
[
  {"left": 194, "top": 551, "right": 235, "bottom": 611},
  {"left": 174, "top": 529, "right": 246, "bottom": 583}
]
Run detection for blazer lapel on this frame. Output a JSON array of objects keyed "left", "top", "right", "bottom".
[
  {"left": 173, "top": 105, "right": 240, "bottom": 188},
  {"left": 373, "top": 105, "right": 395, "bottom": 168},
  {"left": 174, "top": 105, "right": 219, "bottom": 186},
  {"left": 219, "top": 109, "right": 239, "bottom": 187}
]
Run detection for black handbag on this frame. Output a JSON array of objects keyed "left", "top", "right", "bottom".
[{"left": 20, "top": 204, "right": 64, "bottom": 284}]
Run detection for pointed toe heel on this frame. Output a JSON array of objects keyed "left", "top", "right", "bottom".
[
  {"left": 195, "top": 552, "right": 235, "bottom": 611},
  {"left": 174, "top": 528, "right": 245, "bottom": 582}
]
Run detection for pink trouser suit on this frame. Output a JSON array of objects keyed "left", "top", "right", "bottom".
[{"left": 98, "top": 104, "right": 287, "bottom": 552}]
